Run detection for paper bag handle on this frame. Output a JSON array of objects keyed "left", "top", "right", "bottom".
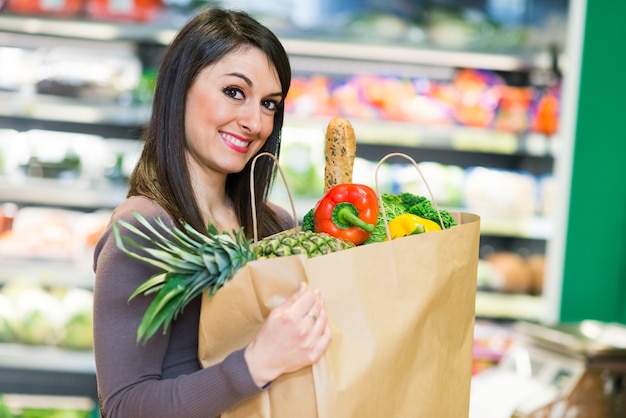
[
  {"left": 374, "top": 152, "right": 447, "bottom": 241},
  {"left": 249, "top": 152, "right": 299, "bottom": 243}
]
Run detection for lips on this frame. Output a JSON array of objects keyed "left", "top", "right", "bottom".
[{"left": 220, "top": 131, "right": 251, "bottom": 153}]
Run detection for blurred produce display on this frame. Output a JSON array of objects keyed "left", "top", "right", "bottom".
[
  {"left": 4, "top": 0, "right": 84, "bottom": 17},
  {"left": 35, "top": 47, "right": 142, "bottom": 103},
  {"left": 0, "top": 204, "right": 110, "bottom": 261},
  {"left": 0, "top": 44, "right": 142, "bottom": 103},
  {"left": 477, "top": 251, "right": 545, "bottom": 295},
  {"left": 0, "top": 394, "right": 93, "bottom": 418},
  {"left": 348, "top": 157, "right": 463, "bottom": 207},
  {"left": 277, "top": 142, "right": 556, "bottom": 228},
  {"left": 0, "top": 130, "right": 141, "bottom": 192},
  {"left": 85, "top": 0, "right": 165, "bottom": 21},
  {"left": 463, "top": 166, "right": 537, "bottom": 215},
  {"left": 0, "top": 281, "right": 93, "bottom": 350},
  {"left": 286, "top": 69, "right": 561, "bottom": 136},
  {"left": 1, "top": 47, "right": 560, "bottom": 134},
  {"left": 278, "top": 127, "right": 325, "bottom": 198},
  {"left": 0, "top": 0, "right": 569, "bottom": 53},
  {"left": 3, "top": 0, "right": 166, "bottom": 21}
]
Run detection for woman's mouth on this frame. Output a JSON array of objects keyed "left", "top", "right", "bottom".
[{"left": 221, "top": 132, "right": 250, "bottom": 153}]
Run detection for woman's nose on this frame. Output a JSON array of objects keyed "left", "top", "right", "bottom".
[{"left": 238, "top": 103, "right": 262, "bottom": 134}]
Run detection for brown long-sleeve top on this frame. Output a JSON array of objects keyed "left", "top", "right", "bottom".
[{"left": 93, "top": 196, "right": 293, "bottom": 418}]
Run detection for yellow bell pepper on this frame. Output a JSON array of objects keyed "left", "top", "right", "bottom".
[{"left": 387, "top": 213, "right": 442, "bottom": 240}]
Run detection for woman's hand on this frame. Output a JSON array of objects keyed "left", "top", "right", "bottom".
[{"left": 244, "top": 282, "right": 332, "bottom": 388}]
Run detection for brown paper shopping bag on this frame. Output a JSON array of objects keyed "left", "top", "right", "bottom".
[{"left": 198, "top": 152, "right": 480, "bottom": 418}]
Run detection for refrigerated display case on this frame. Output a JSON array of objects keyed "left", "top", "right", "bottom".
[{"left": 0, "top": 0, "right": 569, "bottom": 305}]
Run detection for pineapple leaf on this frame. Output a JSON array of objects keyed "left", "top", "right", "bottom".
[
  {"left": 128, "top": 272, "right": 168, "bottom": 301},
  {"left": 154, "top": 217, "right": 205, "bottom": 250},
  {"left": 116, "top": 218, "right": 154, "bottom": 243},
  {"left": 221, "top": 242, "right": 251, "bottom": 264},
  {"left": 114, "top": 224, "right": 177, "bottom": 272},
  {"left": 115, "top": 211, "right": 257, "bottom": 344},
  {"left": 136, "top": 277, "right": 186, "bottom": 343},
  {"left": 178, "top": 270, "right": 212, "bottom": 311},
  {"left": 214, "top": 248, "right": 230, "bottom": 272},
  {"left": 139, "top": 234, "right": 204, "bottom": 267},
  {"left": 183, "top": 222, "right": 216, "bottom": 244},
  {"left": 141, "top": 247, "right": 202, "bottom": 273},
  {"left": 132, "top": 212, "right": 186, "bottom": 248},
  {"left": 201, "top": 252, "right": 220, "bottom": 275},
  {"left": 116, "top": 215, "right": 206, "bottom": 272},
  {"left": 128, "top": 216, "right": 206, "bottom": 266}
]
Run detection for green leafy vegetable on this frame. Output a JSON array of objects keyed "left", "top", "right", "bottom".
[
  {"left": 391, "top": 192, "right": 457, "bottom": 229},
  {"left": 407, "top": 200, "right": 457, "bottom": 229},
  {"left": 301, "top": 208, "right": 315, "bottom": 232},
  {"left": 362, "top": 194, "right": 406, "bottom": 244},
  {"left": 396, "top": 192, "right": 428, "bottom": 210}
]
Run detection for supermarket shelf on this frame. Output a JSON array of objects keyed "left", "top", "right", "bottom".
[
  {"left": 475, "top": 290, "right": 544, "bottom": 322},
  {"left": 282, "top": 38, "right": 534, "bottom": 71},
  {"left": 0, "top": 178, "right": 127, "bottom": 209},
  {"left": 478, "top": 212, "right": 553, "bottom": 240},
  {"left": 285, "top": 116, "right": 557, "bottom": 158},
  {"left": 0, "top": 343, "right": 96, "bottom": 399},
  {"left": 0, "top": 91, "right": 150, "bottom": 128},
  {"left": 0, "top": 343, "right": 94, "bottom": 374},
  {"left": 0, "top": 257, "right": 94, "bottom": 287},
  {"left": 0, "top": 14, "right": 535, "bottom": 71},
  {"left": 0, "top": 98, "right": 557, "bottom": 158},
  {"left": 0, "top": 14, "right": 178, "bottom": 44}
]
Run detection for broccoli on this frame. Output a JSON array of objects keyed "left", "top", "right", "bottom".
[
  {"left": 392, "top": 191, "right": 457, "bottom": 229},
  {"left": 301, "top": 208, "right": 315, "bottom": 232},
  {"left": 407, "top": 200, "right": 457, "bottom": 229},
  {"left": 396, "top": 192, "right": 428, "bottom": 212},
  {"left": 362, "top": 194, "right": 406, "bottom": 244}
]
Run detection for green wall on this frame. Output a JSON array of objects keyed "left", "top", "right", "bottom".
[{"left": 560, "top": 0, "right": 626, "bottom": 323}]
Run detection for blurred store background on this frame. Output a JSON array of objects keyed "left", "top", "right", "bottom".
[{"left": 0, "top": 0, "right": 625, "bottom": 417}]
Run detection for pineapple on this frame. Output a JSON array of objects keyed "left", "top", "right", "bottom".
[
  {"left": 114, "top": 213, "right": 353, "bottom": 343},
  {"left": 254, "top": 230, "right": 354, "bottom": 259}
]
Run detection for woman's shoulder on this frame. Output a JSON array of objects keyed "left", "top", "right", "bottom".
[
  {"left": 112, "top": 196, "right": 172, "bottom": 224},
  {"left": 267, "top": 200, "right": 297, "bottom": 231},
  {"left": 93, "top": 196, "right": 172, "bottom": 269}
]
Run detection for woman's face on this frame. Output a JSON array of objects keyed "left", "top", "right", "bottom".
[{"left": 184, "top": 46, "right": 283, "bottom": 178}]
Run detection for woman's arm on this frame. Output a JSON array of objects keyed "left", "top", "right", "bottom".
[{"left": 93, "top": 197, "right": 262, "bottom": 418}]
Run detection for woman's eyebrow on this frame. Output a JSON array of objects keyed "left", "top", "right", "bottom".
[
  {"left": 226, "top": 72, "right": 253, "bottom": 86},
  {"left": 226, "top": 72, "right": 283, "bottom": 98}
]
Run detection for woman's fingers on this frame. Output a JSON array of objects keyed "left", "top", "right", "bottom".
[
  {"left": 281, "top": 282, "right": 325, "bottom": 325},
  {"left": 302, "top": 290, "right": 323, "bottom": 323},
  {"left": 245, "top": 282, "right": 331, "bottom": 386}
]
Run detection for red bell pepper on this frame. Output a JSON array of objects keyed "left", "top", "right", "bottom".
[{"left": 313, "top": 183, "right": 379, "bottom": 245}]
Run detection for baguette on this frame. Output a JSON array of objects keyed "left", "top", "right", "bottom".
[{"left": 324, "top": 117, "right": 357, "bottom": 193}]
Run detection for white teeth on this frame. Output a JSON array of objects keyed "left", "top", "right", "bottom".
[{"left": 222, "top": 133, "right": 249, "bottom": 148}]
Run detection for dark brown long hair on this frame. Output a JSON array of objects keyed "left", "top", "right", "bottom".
[{"left": 128, "top": 8, "right": 292, "bottom": 238}]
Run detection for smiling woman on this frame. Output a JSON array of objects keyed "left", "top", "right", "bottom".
[
  {"left": 92, "top": 7, "right": 332, "bottom": 418},
  {"left": 183, "top": 47, "right": 283, "bottom": 197}
]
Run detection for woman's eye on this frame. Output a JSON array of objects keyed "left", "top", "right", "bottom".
[
  {"left": 263, "top": 99, "right": 279, "bottom": 111},
  {"left": 223, "top": 87, "right": 244, "bottom": 100}
]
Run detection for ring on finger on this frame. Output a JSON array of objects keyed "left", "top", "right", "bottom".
[{"left": 306, "top": 311, "right": 317, "bottom": 321}]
